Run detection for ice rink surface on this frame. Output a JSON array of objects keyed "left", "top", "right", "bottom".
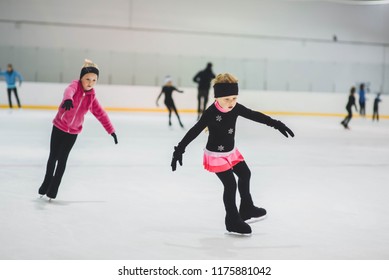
[{"left": 1, "top": 108, "right": 389, "bottom": 260}]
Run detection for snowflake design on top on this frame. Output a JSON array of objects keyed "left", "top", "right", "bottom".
[
  {"left": 216, "top": 115, "right": 222, "bottom": 122},
  {"left": 228, "top": 128, "right": 234, "bottom": 134},
  {"left": 217, "top": 145, "right": 225, "bottom": 151}
]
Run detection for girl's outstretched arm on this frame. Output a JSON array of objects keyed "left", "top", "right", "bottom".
[
  {"left": 173, "top": 86, "right": 184, "bottom": 94},
  {"left": 237, "top": 103, "right": 294, "bottom": 138},
  {"left": 90, "top": 97, "right": 115, "bottom": 135},
  {"left": 171, "top": 113, "right": 208, "bottom": 171},
  {"left": 156, "top": 90, "right": 163, "bottom": 106}
]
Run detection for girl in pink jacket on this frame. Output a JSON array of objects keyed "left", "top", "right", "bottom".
[{"left": 39, "top": 59, "right": 118, "bottom": 200}]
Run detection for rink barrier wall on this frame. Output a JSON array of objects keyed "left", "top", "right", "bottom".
[{"left": 0, "top": 81, "right": 388, "bottom": 118}]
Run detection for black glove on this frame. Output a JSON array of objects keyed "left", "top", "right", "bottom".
[
  {"left": 171, "top": 146, "right": 184, "bottom": 171},
  {"left": 61, "top": 99, "right": 73, "bottom": 111},
  {"left": 111, "top": 133, "right": 118, "bottom": 144},
  {"left": 273, "top": 120, "right": 294, "bottom": 138}
]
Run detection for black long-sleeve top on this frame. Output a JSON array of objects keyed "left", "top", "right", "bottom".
[
  {"left": 346, "top": 95, "right": 357, "bottom": 110},
  {"left": 161, "top": 86, "right": 181, "bottom": 101},
  {"left": 193, "top": 69, "right": 215, "bottom": 90},
  {"left": 373, "top": 96, "right": 381, "bottom": 110},
  {"left": 177, "top": 102, "right": 277, "bottom": 153}
]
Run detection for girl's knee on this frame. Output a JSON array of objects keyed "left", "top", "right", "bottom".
[{"left": 235, "top": 162, "right": 251, "bottom": 177}]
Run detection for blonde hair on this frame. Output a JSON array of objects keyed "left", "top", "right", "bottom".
[
  {"left": 212, "top": 73, "right": 238, "bottom": 85},
  {"left": 82, "top": 59, "right": 99, "bottom": 70}
]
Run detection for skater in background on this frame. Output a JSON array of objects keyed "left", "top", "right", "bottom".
[
  {"left": 372, "top": 93, "right": 382, "bottom": 122},
  {"left": 0, "top": 64, "right": 23, "bottom": 109},
  {"left": 38, "top": 59, "right": 118, "bottom": 200},
  {"left": 341, "top": 86, "right": 358, "bottom": 129},
  {"left": 171, "top": 73, "right": 294, "bottom": 235},
  {"left": 358, "top": 83, "right": 366, "bottom": 117},
  {"left": 193, "top": 62, "right": 215, "bottom": 120},
  {"left": 156, "top": 76, "right": 185, "bottom": 128}
]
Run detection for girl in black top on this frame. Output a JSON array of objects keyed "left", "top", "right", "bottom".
[
  {"left": 156, "top": 76, "right": 184, "bottom": 127},
  {"left": 341, "top": 86, "right": 358, "bottom": 129},
  {"left": 171, "top": 73, "right": 294, "bottom": 235}
]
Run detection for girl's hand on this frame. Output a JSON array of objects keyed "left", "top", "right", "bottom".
[
  {"left": 274, "top": 121, "right": 294, "bottom": 138},
  {"left": 61, "top": 99, "right": 73, "bottom": 111},
  {"left": 111, "top": 133, "right": 118, "bottom": 144},
  {"left": 171, "top": 146, "right": 184, "bottom": 171}
]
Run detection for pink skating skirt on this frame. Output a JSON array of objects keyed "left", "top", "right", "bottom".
[{"left": 203, "top": 148, "right": 244, "bottom": 173}]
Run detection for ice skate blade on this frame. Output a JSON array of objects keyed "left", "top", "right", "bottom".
[
  {"left": 225, "top": 231, "right": 252, "bottom": 237},
  {"left": 245, "top": 215, "right": 267, "bottom": 224},
  {"left": 38, "top": 195, "right": 54, "bottom": 202}
]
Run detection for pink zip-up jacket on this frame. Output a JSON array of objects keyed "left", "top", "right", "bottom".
[{"left": 53, "top": 80, "right": 115, "bottom": 135}]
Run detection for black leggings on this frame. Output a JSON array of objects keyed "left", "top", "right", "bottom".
[
  {"left": 7, "top": 88, "right": 21, "bottom": 108},
  {"left": 215, "top": 161, "right": 254, "bottom": 217},
  {"left": 39, "top": 126, "right": 78, "bottom": 198},
  {"left": 197, "top": 89, "right": 209, "bottom": 115},
  {"left": 373, "top": 108, "right": 379, "bottom": 121},
  {"left": 165, "top": 99, "right": 182, "bottom": 125},
  {"left": 342, "top": 107, "right": 352, "bottom": 125}
]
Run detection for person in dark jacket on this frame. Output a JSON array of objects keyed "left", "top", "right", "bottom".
[
  {"left": 372, "top": 93, "right": 382, "bottom": 122},
  {"left": 193, "top": 63, "right": 215, "bottom": 119},
  {"left": 341, "top": 86, "right": 358, "bottom": 129}
]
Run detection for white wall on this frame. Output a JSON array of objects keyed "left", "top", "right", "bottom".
[
  {"left": 2, "top": 82, "right": 387, "bottom": 117},
  {"left": 2, "top": 0, "right": 389, "bottom": 47},
  {"left": 1, "top": 0, "right": 389, "bottom": 93}
]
